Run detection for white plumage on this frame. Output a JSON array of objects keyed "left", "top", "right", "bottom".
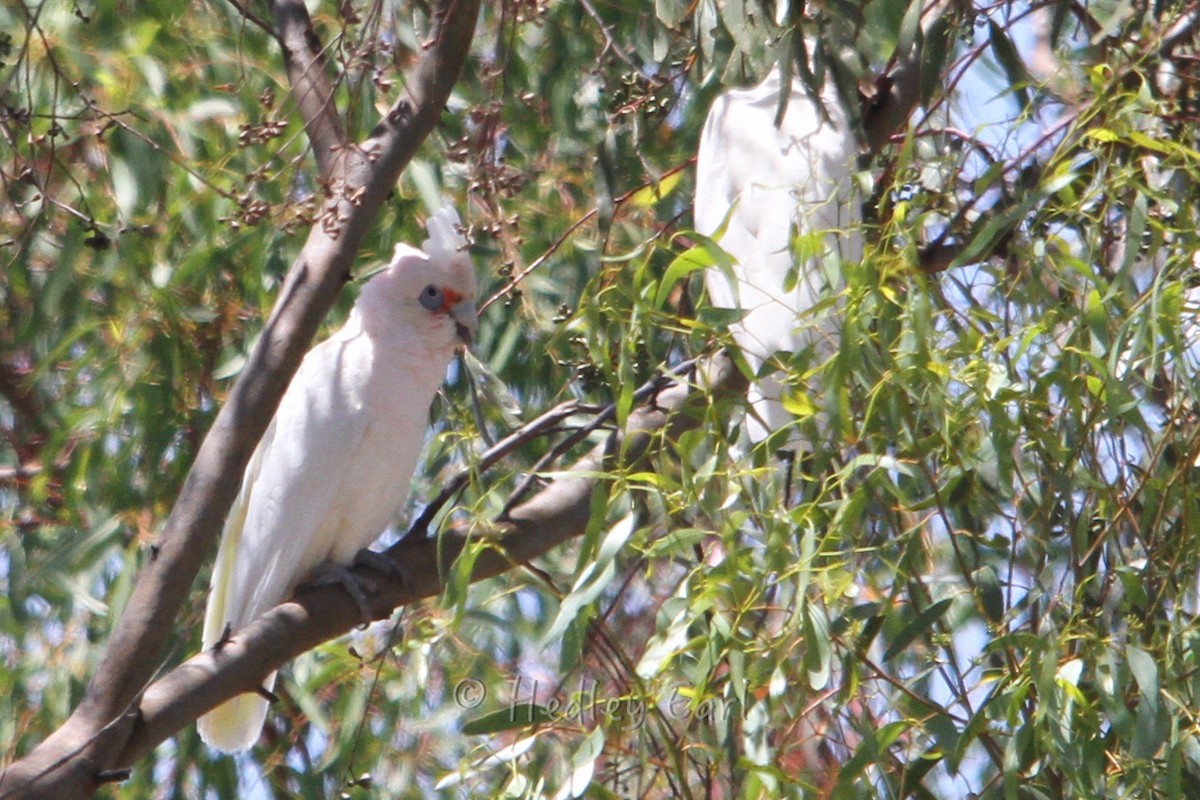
[
  {"left": 695, "top": 64, "right": 860, "bottom": 443},
  {"left": 198, "top": 206, "right": 477, "bottom": 753}
]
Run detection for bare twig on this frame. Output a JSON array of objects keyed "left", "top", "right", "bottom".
[
  {"left": 403, "top": 398, "right": 587, "bottom": 540},
  {"left": 498, "top": 357, "right": 700, "bottom": 518},
  {"left": 222, "top": 0, "right": 275, "bottom": 38},
  {"left": 579, "top": 0, "right": 640, "bottom": 71},
  {"left": 480, "top": 158, "right": 696, "bottom": 314},
  {"left": 1160, "top": 2, "right": 1200, "bottom": 57},
  {"left": 480, "top": 206, "right": 599, "bottom": 314}
]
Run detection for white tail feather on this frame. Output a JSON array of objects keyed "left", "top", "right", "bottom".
[{"left": 197, "top": 677, "right": 274, "bottom": 753}]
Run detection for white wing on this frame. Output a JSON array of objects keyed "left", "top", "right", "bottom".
[
  {"left": 198, "top": 331, "right": 375, "bottom": 751},
  {"left": 696, "top": 65, "right": 860, "bottom": 442},
  {"left": 198, "top": 205, "right": 475, "bottom": 753},
  {"left": 199, "top": 327, "right": 445, "bottom": 750}
]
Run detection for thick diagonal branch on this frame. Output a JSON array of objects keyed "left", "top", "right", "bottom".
[{"left": 112, "top": 354, "right": 746, "bottom": 767}]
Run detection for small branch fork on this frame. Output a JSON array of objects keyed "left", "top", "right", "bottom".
[{"left": 406, "top": 357, "right": 701, "bottom": 542}]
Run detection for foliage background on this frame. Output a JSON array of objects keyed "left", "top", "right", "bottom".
[{"left": 4, "top": 0, "right": 1200, "bottom": 797}]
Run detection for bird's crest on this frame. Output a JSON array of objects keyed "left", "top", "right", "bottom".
[{"left": 419, "top": 204, "right": 468, "bottom": 267}]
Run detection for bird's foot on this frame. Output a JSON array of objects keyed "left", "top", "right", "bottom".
[
  {"left": 308, "top": 562, "right": 378, "bottom": 628},
  {"left": 307, "top": 550, "right": 409, "bottom": 628},
  {"left": 351, "top": 547, "right": 409, "bottom": 586}
]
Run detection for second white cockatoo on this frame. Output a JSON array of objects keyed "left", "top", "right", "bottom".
[
  {"left": 198, "top": 205, "right": 477, "bottom": 753},
  {"left": 694, "top": 63, "right": 861, "bottom": 444}
]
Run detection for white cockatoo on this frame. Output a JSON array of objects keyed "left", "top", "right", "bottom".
[
  {"left": 694, "top": 63, "right": 861, "bottom": 444},
  {"left": 198, "top": 205, "right": 477, "bottom": 753}
]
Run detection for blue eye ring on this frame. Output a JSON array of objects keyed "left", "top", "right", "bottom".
[{"left": 419, "top": 284, "right": 444, "bottom": 311}]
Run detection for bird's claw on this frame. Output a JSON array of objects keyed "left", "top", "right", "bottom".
[
  {"left": 307, "top": 550, "right": 409, "bottom": 629},
  {"left": 307, "top": 562, "right": 377, "bottom": 628},
  {"left": 351, "top": 547, "right": 409, "bottom": 587}
]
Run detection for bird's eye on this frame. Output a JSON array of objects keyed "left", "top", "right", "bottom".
[{"left": 419, "top": 284, "right": 444, "bottom": 311}]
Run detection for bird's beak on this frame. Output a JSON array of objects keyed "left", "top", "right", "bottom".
[{"left": 449, "top": 297, "right": 477, "bottom": 346}]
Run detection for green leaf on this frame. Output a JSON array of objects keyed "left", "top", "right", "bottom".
[
  {"left": 655, "top": 0, "right": 686, "bottom": 28},
  {"left": 920, "top": 16, "right": 952, "bottom": 106},
  {"left": 626, "top": 171, "right": 683, "bottom": 209},
  {"left": 561, "top": 726, "right": 605, "bottom": 798},
  {"left": 655, "top": 239, "right": 721, "bottom": 309},
  {"left": 462, "top": 705, "right": 557, "bottom": 735},
  {"left": 543, "top": 514, "right": 637, "bottom": 646},
  {"left": 1126, "top": 645, "right": 1159, "bottom": 716},
  {"left": 988, "top": 19, "right": 1031, "bottom": 111},
  {"left": 883, "top": 598, "right": 953, "bottom": 662},
  {"left": 636, "top": 601, "right": 691, "bottom": 679},
  {"left": 803, "top": 602, "right": 832, "bottom": 690},
  {"left": 974, "top": 565, "right": 1005, "bottom": 624},
  {"left": 895, "top": 0, "right": 924, "bottom": 60}
]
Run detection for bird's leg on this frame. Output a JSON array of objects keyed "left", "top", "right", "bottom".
[{"left": 212, "top": 623, "right": 234, "bottom": 651}]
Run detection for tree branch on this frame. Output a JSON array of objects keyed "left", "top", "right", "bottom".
[
  {"left": 1159, "top": 1, "right": 1200, "bottom": 58},
  {"left": 269, "top": 0, "right": 347, "bottom": 177},
  {"left": 861, "top": 55, "right": 921, "bottom": 155},
  {"left": 112, "top": 352, "right": 747, "bottom": 768},
  {"left": 860, "top": 0, "right": 956, "bottom": 155},
  {"left": 0, "top": 2, "right": 481, "bottom": 798}
]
